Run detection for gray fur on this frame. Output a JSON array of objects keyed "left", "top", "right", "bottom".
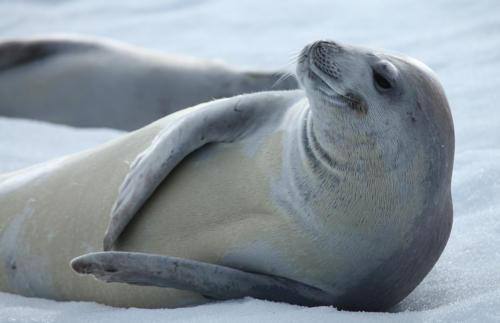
[
  {"left": 77, "top": 40, "right": 455, "bottom": 311},
  {"left": 0, "top": 35, "right": 298, "bottom": 130}
]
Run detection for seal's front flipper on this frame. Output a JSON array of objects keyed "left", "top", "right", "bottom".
[
  {"left": 103, "top": 94, "right": 269, "bottom": 251},
  {"left": 71, "top": 251, "right": 336, "bottom": 307}
]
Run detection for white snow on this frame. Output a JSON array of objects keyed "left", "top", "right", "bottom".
[{"left": 1, "top": 0, "right": 500, "bottom": 322}]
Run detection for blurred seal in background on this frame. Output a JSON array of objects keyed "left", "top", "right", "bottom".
[{"left": 0, "top": 35, "right": 297, "bottom": 130}]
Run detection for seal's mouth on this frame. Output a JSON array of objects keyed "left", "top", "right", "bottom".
[
  {"left": 297, "top": 42, "right": 367, "bottom": 114},
  {"left": 312, "top": 70, "right": 367, "bottom": 114}
]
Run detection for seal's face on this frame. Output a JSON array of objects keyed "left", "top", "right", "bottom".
[
  {"left": 296, "top": 41, "right": 411, "bottom": 134},
  {"left": 296, "top": 40, "right": 409, "bottom": 110},
  {"left": 296, "top": 40, "right": 454, "bottom": 173}
]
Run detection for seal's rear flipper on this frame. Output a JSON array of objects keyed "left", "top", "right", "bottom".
[
  {"left": 70, "top": 251, "right": 336, "bottom": 307},
  {"left": 0, "top": 38, "right": 95, "bottom": 72}
]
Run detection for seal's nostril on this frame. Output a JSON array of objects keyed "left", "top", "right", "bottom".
[
  {"left": 314, "top": 40, "right": 342, "bottom": 53},
  {"left": 312, "top": 42, "right": 341, "bottom": 79}
]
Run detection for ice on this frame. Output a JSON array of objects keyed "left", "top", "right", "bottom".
[{"left": 0, "top": 0, "right": 499, "bottom": 322}]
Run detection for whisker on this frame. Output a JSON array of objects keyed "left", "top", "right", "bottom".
[
  {"left": 271, "top": 49, "right": 304, "bottom": 89},
  {"left": 271, "top": 71, "right": 295, "bottom": 89},
  {"left": 289, "top": 48, "right": 303, "bottom": 64}
]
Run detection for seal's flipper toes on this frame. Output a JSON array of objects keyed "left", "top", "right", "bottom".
[
  {"left": 103, "top": 170, "right": 149, "bottom": 250},
  {"left": 104, "top": 200, "right": 132, "bottom": 250},
  {"left": 102, "top": 232, "right": 115, "bottom": 251},
  {"left": 70, "top": 255, "right": 94, "bottom": 274},
  {"left": 103, "top": 184, "right": 148, "bottom": 250},
  {"left": 71, "top": 251, "right": 336, "bottom": 307},
  {"left": 71, "top": 253, "right": 116, "bottom": 276}
]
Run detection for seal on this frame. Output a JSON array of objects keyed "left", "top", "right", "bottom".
[
  {"left": 0, "top": 35, "right": 298, "bottom": 130},
  {"left": 0, "top": 40, "right": 454, "bottom": 311}
]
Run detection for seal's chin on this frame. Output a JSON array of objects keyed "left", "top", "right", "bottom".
[{"left": 312, "top": 74, "right": 350, "bottom": 106}]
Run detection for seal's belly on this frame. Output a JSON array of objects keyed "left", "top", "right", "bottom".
[
  {"left": 0, "top": 122, "right": 292, "bottom": 308},
  {"left": 117, "top": 141, "right": 285, "bottom": 260}
]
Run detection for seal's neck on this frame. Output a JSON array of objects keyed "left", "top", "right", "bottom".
[
  {"left": 305, "top": 106, "right": 383, "bottom": 177},
  {"left": 271, "top": 99, "right": 450, "bottom": 300},
  {"left": 276, "top": 102, "right": 425, "bottom": 238}
]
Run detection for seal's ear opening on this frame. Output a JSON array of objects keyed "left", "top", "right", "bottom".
[{"left": 70, "top": 251, "right": 337, "bottom": 307}]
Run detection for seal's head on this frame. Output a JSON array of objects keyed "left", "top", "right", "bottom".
[{"left": 296, "top": 40, "right": 454, "bottom": 175}]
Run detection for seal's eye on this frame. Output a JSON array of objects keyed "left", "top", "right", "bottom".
[
  {"left": 372, "top": 60, "right": 398, "bottom": 93},
  {"left": 373, "top": 70, "right": 392, "bottom": 90}
]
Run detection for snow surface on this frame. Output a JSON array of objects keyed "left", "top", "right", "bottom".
[{"left": 1, "top": 0, "right": 500, "bottom": 322}]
